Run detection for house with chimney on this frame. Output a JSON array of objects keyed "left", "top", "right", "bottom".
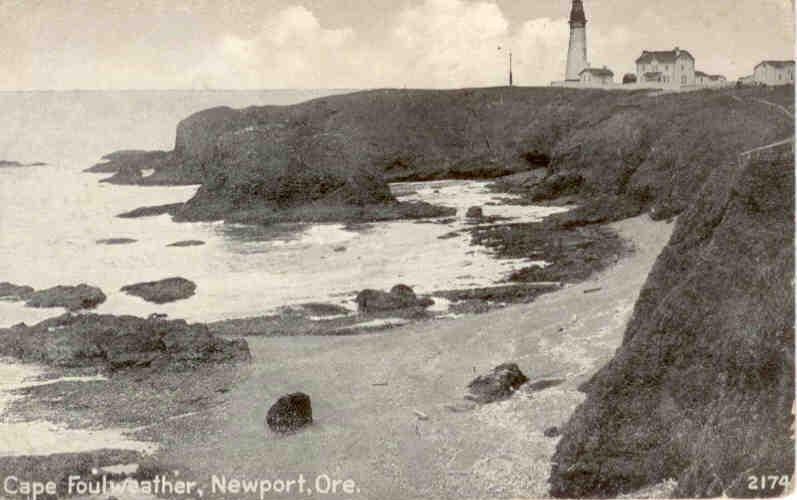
[{"left": 635, "top": 47, "right": 695, "bottom": 87}]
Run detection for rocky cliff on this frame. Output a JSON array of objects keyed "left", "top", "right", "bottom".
[
  {"left": 550, "top": 143, "right": 795, "bottom": 497},
  {"left": 90, "top": 87, "right": 792, "bottom": 225}
]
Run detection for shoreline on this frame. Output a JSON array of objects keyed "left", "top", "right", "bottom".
[
  {"left": 152, "top": 214, "right": 674, "bottom": 499},
  {"left": 0, "top": 213, "right": 673, "bottom": 498}
]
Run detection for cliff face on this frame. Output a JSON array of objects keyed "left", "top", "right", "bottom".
[
  {"left": 549, "top": 145, "right": 795, "bottom": 497},
  {"left": 90, "top": 87, "right": 792, "bottom": 225}
]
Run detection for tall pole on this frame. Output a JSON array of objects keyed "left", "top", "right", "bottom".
[{"left": 509, "top": 51, "right": 514, "bottom": 87}]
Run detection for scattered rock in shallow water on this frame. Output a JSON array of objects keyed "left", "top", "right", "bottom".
[
  {"left": 544, "top": 426, "right": 561, "bottom": 438},
  {"left": 298, "top": 303, "right": 351, "bottom": 317},
  {"left": 266, "top": 392, "right": 313, "bottom": 433},
  {"left": 355, "top": 285, "right": 434, "bottom": 313},
  {"left": 0, "top": 312, "right": 251, "bottom": 369},
  {"left": 465, "top": 363, "right": 529, "bottom": 404},
  {"left": 25, "top": 284, "right": 106, "bottom": 311},
  {"left": 526, "top": 378, "right": 565, "bottom": 392},
  {"left": 333, "top": 246, "right": 346, "bottom": 252},
  {"left": 0, "top": 282, "right": 34, "bottom": 300},
  {"left": 121, "top": 277, "right": 196, "bottom": 304},
  {"left": 97, "top": 238, "right": 138, "bottom": 245},
  {"left": 117, "top": 202, "right": 183, "bottom": 219},
  {"left": 465, "top": 206, "right": 483, "bottom": 218},
  {"left": 167, "top": 240, "right": 206, "bottom": 247}
]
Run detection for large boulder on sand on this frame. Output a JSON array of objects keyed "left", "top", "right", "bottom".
[
  {"left": 121, "top": 277, "right": 196, "bottom": 304},
  {"left": 465, "top": 206, "right": 483, "bottom": 218},
  {"left": 355, "top": 284, "right": 433, "bottom": 313},
  {"left": 25, "top": 284, "right": 106, "bottom": 311},
  {"left": 465, "top": 363, "right": 529, "bottom": 404},
  {"left": 266, "top": 392, "right": 313, "bottom": 433}
]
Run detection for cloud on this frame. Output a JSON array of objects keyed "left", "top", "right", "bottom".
[
  {"left": 194, "top": 0, "right": 576, "bottom": 89},
  {"left": 193, "top": 5, "right": 356, "bottom": 88}
]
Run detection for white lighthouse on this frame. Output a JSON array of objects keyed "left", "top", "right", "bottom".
[{"left": 565, "top": 0, "right": 589, "bottom": 81}]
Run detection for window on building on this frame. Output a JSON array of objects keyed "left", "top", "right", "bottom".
[{"left": 681, "top": 75, "right": 687, "bottom": 84}]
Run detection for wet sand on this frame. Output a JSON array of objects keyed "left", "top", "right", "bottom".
[{"left": 149, "top": 214, "right": 674, "bottom": 499}]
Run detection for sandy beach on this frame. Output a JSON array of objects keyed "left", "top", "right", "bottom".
[{"left": 142, "top": 214, "right": 674, "bottom": 499}]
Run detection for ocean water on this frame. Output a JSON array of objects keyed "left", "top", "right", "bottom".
[
  {"left": 0, "top": 90, "right": 566, "bottom": 460},
  {"left": 0, "top": 90, "right": 566, "bottom": 328}
]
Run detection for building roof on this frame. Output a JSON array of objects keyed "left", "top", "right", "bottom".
[
  {"left": 636, "top": 48, "right": 694, "bottom": 64},
  {"left": 695, "top": 70, "right": 708, "bottom": 77},
  {"left": 708, "top": 74, "right": 726, "bottom": 81},
  {"left": 580, "top": 67, "right": 614, "bottom": 77},
  {"left": 569, "top": 0, "right": 587, "bottom": 25},
  {"left": 755, "top": 60, "right": 795, "bottom": 70}
]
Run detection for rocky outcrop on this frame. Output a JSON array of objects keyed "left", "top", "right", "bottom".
[
  {"left": 0, "top": 313, "right": 251, "bottom": 371},
  {"left": 84, "top": 150, "right": 197, "bottom": 186},
  {"left": 355, "top": 285, "right": 434, "bottom": 313},
  {"left": 25, "top": 284, "right": 106, "bottom": 311},
  {"left": 167, "top": 240, "right": 206, "bottom": 247},
  {"left": 266, "top": 392, "right": 313, "bottom": 433},
  {"left": 0, "top": 282, "right": 34, "bottom": 300},
  {"left": 91, "top": 87, "right": 791, "bottom": 226},
  {"left": 121, "top": 277, "right": 197, "bottom": 304},
  {"left": 549, "top": 149, "right": 794, "bottom": 497},
  {"left": 465, "top": 363, "right": 529, "bottom": 404}
]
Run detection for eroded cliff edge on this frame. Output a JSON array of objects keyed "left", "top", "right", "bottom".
[
  {"left": 90, "top": 87, "right": 792, "bottom": 225},
  {"left": 550, "top": 143, "right": 795, "bottom": 497}
]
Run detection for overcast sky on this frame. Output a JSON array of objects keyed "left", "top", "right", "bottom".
[{"left": 1, "top": 0, "right": 793, "bottom": 90}]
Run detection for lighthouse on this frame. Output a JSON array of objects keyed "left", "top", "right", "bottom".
[{"left": 565, "top": 0, "right": 589, "bottom": 81}]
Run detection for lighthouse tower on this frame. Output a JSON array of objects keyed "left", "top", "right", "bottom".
[{"left": 565, "top": 0, "right": 589, "bottom": 81}]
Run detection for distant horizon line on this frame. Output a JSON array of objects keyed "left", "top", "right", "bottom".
[{"left": 0, "top": 85, "right": 564, "bottom": 93}]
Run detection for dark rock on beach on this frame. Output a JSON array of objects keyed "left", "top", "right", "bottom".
[
  {"left": 465, "top": 206, "right": 483, "bottom": 218},
  {"left": 465, "top": 363, "right": 529, "bottom": 404},
  {"left": 25, "top": 284, "right": 106, "bottom": 311},
  {"left": 0, "top": 312, "right": 251, "bottom": 370},
  {"left": 117, "top": 202, "right": 184, "bottom": 219},
  {"left": 167, "top": 240, "right": 206, "bottom": 247},
  {"left": 298, "top": 302, "right": 351, "bottom": 317},
  {"left": 121, "top": 277, "right": 197, "bottom": 304},
  {"left": 96, "top": 238, "right": 137, "bottom": 245},
  {"left": 266, "top": 392, "right": 313, "bottom": 433},
  {"left": 356, "top": 285, "right": 434, "bottom": 313},
  {"left": 0, "top": 282, "right": 34, "bottom": 300}
]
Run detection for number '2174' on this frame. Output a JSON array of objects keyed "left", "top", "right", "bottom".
[{"left": 747, "top": 475, "right": 791, "bottom": 490}]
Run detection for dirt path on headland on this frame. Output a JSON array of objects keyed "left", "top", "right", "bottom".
[{"left": 154, "top": 215, "right": 674, "bottom": 500}]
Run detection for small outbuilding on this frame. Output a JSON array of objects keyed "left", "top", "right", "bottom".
[{"left": 579, "top": 67, "right": 614, "bottom": 86}]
